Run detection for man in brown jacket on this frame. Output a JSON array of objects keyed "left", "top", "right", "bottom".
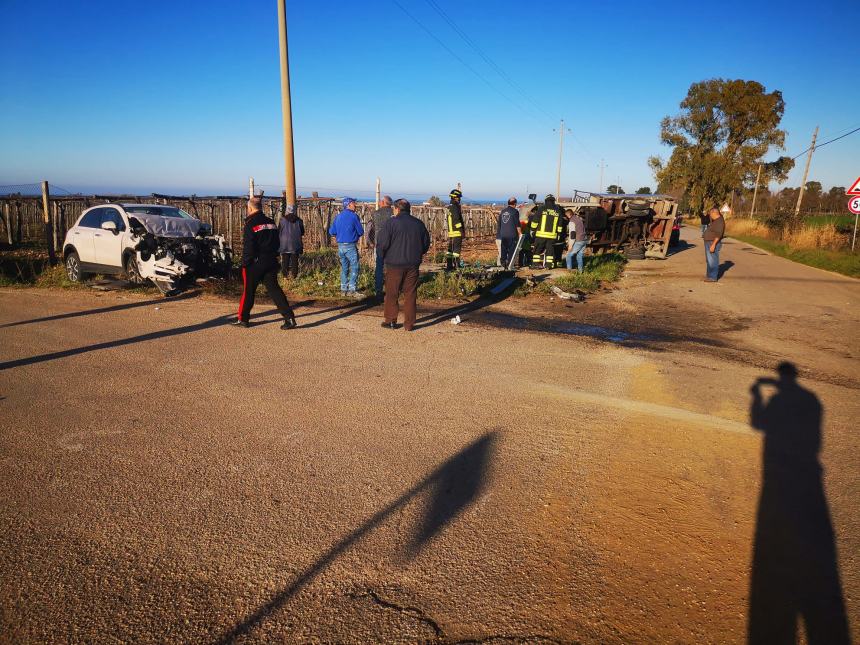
[{"left": 703, "top": 207, "right": 725, "bottom": 282}]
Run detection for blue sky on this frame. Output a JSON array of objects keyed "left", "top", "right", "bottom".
[{"left": 1, "top": 0, "right": 858, "bottom": 200}]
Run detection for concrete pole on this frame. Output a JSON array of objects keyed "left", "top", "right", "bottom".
[
  {"left": 277, "top": 0, "right": 297, "bottom": 207},
  {"left": 555, "top": 119, "right": 565, "bottom": 198},
  {"left": 249, "top": 177, "right": 255, "bottom": 200},
  {"left": 375, "top": 177, "right": 380, "bottom": 209},
  {"left": 598, "top": 159, "right": 606, "bottom": 194},
  {"left": 793, "top": 125, "right": 818, "bottom": 220},
  {"left": 750, "top": 163, "right": 762, "bottom": 218}
]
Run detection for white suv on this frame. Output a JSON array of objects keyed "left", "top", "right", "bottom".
[{"left": 62, "top": 203, "right": 231, "bottom": 294}]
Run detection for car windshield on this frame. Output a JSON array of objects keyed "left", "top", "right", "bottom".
[{"left": 125, "top": 206, "right": 195, "bottom": 219}]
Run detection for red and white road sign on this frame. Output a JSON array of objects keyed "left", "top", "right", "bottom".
[
  {"left": 849, "top": 195, "right": 860, "bottom": 215},
  {"left": 847, "top": 177, "right": 860, "bottom": 196}
]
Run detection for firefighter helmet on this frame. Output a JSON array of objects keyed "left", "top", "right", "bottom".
[{"left": 449, "top": 189, "right": 462, "bottom": 200}]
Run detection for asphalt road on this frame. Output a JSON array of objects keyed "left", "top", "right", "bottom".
[{"left": 1, "top": 227, "right": 858, "bottom": 644}]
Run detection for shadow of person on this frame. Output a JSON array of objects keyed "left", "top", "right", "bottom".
[
  {"left": 748, "top": 362, "right": 851, "bottom": 644},
  {"left": 719, "top": 260, "right": 735, "bottom": 278}
]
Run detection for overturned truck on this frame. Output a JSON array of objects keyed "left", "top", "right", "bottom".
[{"left": 561, "top": 193, "right": 679, "bottom": 259}]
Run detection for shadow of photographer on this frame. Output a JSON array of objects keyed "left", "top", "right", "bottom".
[{"left": 748, "top": 362, "right": 851, "bottom": 644}]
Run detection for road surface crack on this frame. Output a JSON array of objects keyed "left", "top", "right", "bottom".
[{"left": 352, "top": 587, "right": 445, "bottom": 638}]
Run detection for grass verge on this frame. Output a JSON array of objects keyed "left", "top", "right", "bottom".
[{"left": 732, "top": 234, "right": 860, "bottom": 278}]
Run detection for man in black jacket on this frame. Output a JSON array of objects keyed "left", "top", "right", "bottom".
[
  {"left": 235, "top": 196, "right": 297, "bottom": 329},
  {"left": 497, "top": 197, "right": 520, "bottom": 269},
  {"left": 377, "top": 199, "right": 430, "bottom": 331}
]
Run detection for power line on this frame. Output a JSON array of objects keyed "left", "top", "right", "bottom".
[
  {"left": 421, "top": 0, "right": 553, "bottom": 124},
  {"left": 390, "top": 0, "right": 544, "bottom": 125},
  {"left": 418, "top": 0, "right": 598, "bottom": 161},
  {"left": 791, "top": 126, "right": 859, "bottom": 160}
]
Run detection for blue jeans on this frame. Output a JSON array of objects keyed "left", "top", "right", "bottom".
[
  {"left": 337, "top": 243, "right": 359, "bottom": 292},
  {"left": 374, "top": 250, "right": 384, "bottom": 296},
  {"left": 565, "top": 240, "right": 587, "bottom": 272},
  {"left": 705, "top": 239, "right": 722, "bottom": 280}
]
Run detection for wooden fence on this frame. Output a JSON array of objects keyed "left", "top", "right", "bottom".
[{"left": 0, "top": 195, "right": 501, "bottom": 259}]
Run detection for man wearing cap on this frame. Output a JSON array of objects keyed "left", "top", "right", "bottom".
[
  {"left": 367, "top": 195, "right": 394, "bottom": 300},
  {"left": 445, "top": 189, "right": 465, "bottom": 270},
  {"left": 328, "top": 197, "right": 365, "bottom": 297},
  {"left": 377, "top": 199, "right": 430, "bottom": 331},
  {"left": 235, "top": 196, "right": 297, "bottom": 329},
  {"left": 497, "top": 197, "right": 520, "bottom": 269}
]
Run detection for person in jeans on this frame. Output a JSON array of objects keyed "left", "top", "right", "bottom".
[
  {"left": 367, "top": 195, "right": 393, "bottom": 300},
  {"left": 376, "top": 199, "right": 430, "bottom": 331},
  {"left": 703, "top": 207, "right": 725, "bottom": 282},
  {"left": 278, "top": 203, "right": 304, "bottom": 279},
  {"left": 565, "top": 208, "right": 588, "bottom": 272},
  {"left": 497, "top": 197, "right": 520, "bottom": 268},
  {"left": 328, "top": 197, "right": 364, "bottom": 297}
]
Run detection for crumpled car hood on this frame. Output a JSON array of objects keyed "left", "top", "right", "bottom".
[{"left": 131, "top": 214, "right": 202, "bottom": 238}]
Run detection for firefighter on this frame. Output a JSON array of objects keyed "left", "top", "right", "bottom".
[
  {"left": 529, "top": 194, "right": 564, "bottom": 268},
  {"left": 234, "top": 196, "right": 297, "bottom": 329},
  {"left": 445, "top": 188, "right": 465, "bottom": 270}
]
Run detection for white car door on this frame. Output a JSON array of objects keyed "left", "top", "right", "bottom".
[
  {"left": 69, "top": 208, "right": 101, "bottom": 263},
  {"left": 93, "top": 206, "right": 127, "bottom": 268}
]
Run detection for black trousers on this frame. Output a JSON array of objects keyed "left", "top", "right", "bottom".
[
  {"left": 500, "top": 237, "right": 517, "bottom": 268},
  {"left": 446, "top": 236, "right": 463, "bottom": 270},
  {"left": 281, "top": 252, "right": 300, "bottom": 278},
  {"left": 238, "top": 260, "right": 294, "bottom": 322},
  {"left": 531, "top": 237, "right": 555, "bottom": 267}
]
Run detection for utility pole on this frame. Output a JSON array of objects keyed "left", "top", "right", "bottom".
[
  {"left": 249, "top": 177, "right": 254, "bottom": 200},
  {"left": 554, "top": 119, "right": 570, "bottom": 198},
  {"left": 598, "top": 159, "right": 607, "bottom": 193},
  {"left": 277, "top": 0, "right": 297, "bottom": 207},
  {"left": 375, "top": 177, "right": 380, "bottom": 209},
  {"left": 793, "top": 125, "right": 818, "bottom": 220},
  {"left": 750, "top": 163, "right": 762, "bottom": 218}
]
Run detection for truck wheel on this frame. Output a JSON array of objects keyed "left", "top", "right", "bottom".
[
  {"left": 65, "top": 251, "right": 87, "bottom": 282},
  {"left": 125, "top": 254, "right": 145, "bottom": 285}
]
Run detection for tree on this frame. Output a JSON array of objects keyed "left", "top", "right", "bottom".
[
  {"left": 606, "top": 184, "right": 625, "bottom": 195},
  {"left": 636, "top": 186, "right": 652, "bottom": 194},
  {"left": 802, "top": 181, "right": 823, "bottom": 214},
  {"left": 427, "top": 195, "right": 443, "bottom": 207},
  {"left": 648, "top": 79, "right": 794, "bottom": 216}
]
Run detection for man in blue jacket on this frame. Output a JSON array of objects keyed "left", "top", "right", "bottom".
[{"left": 328, "top": 197, "right": 365, "bottom": 297}]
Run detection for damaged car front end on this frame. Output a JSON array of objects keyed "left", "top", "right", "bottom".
[{"left": 124, "top": 206, "right": 232, "bottom": 295}]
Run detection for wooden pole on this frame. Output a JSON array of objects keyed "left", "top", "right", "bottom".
[
  {"left": 750, "top": 163, "right": 762, "bottom": 217},
  {"left": 2, "top": 202, "right": 11, "bottom": 246},
  {"left": 793, "top": 125, "right": 818, "bottom": 220},
  {"left": 277, "top": 0, "right": 298, "bottom": 208},
  {"left": 227, "top": 200, "right": 234, "bottom": 248},
  {"left": 41, "top": 181, "right": 56, "bottom": 264}
]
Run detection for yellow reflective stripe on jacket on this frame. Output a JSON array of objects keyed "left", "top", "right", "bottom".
[
  {"left": 535, "top": 211, "right": 559, "bottom": 239},
  {"left": 447, "top": 211, "right": 463, "bottom": 237}
]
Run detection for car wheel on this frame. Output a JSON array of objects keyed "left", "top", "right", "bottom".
[
  {"left": 124, "top": 254, "right": 145, "bottom": 285},
  {"left": 65, "top": 251, "right": 85, "bottom": 282}
]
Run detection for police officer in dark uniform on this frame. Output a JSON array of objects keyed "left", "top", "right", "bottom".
[
  {"left": 234, "top": 196, "right": 297, "bottom": 329},
  {"left": 446, "top": 188, "right": 465, "bottom": 270},
  {"left": 529, "top": 194, "right": 564, "bottom": 268}
]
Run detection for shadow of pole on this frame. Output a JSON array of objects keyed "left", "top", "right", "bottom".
[
  {"left": 747, "top": 362, "right": 851, "bottom": 645},
  {"left": 0, "top": 290, "right": 202, "bottom": 329},
  {"left": 213, "top": 430, "right": 499, "bottom": 644}
]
